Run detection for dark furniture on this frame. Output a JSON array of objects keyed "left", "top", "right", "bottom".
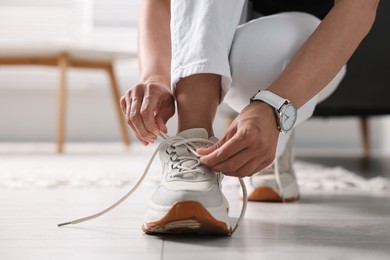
[{"left": 313, "top": 0, "right": 390, "bottom": 157}]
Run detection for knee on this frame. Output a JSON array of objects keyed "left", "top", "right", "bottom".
[
  {"left": 283, "top": 12, "right": 321, "bottom": 41},
  {"left": 231, "top": 12, "right": 321, "bottom": 60},
  {"left": 227, "top": 12, "right": 322, "bottom": 108},
  {"left": 272, "top": 12, "right": 321, "bottom": 51},
  {"left": 279, "top": 12, "right": 321, "bottom": 57}
]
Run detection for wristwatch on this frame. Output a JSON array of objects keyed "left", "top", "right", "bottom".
[{"left": 250, "top": 90, "right": 297, "bottom": 134}]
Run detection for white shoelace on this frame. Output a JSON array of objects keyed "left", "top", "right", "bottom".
[{"left": 58, "top": 133, "right": 247, "bottom": 235}]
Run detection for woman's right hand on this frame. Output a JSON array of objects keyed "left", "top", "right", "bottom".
[{"left": 120, "top": 80, "right": 175, "bottom": 145}]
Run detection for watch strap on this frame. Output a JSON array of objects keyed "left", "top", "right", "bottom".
[{"left": 251, "top": 90, "right": 287, "bottom": 110}]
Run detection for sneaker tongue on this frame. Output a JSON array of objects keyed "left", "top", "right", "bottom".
[
  {"left": 177, "top": 128, "right": 208, "bottom": 140},
  {"left": 175, "top": 128, "right": 208, "bottom": 170}
]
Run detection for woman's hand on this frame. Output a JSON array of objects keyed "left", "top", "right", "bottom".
[
  {"left": 198, "top": 102, "right": 280, "bottom": 177},
  {"left": 120, "top": 80, "right": 175, "bottom": 145}
]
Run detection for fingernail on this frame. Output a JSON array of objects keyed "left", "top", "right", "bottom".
[{"left": 153, "top": 130, "right": 161, "bottom": 136}]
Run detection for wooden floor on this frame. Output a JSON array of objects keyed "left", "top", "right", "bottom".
[{"left": 1, "top": 179, "right": 389, "bottom": 259}]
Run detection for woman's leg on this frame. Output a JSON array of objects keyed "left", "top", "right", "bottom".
[
  {"left": 170, "top": 0, "right": 246, "bottom": 136},
  {"left": 225, "top": 12, "right": 346, "bottom": 156},
  {"left": 141, "top": 1, "right": 247, "bottom": 235}
]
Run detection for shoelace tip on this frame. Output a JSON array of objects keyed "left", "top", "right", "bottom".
[{"left": 58, "top": 222, "right": 72, "bottom": 227}]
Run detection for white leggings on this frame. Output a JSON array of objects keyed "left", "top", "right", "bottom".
[{"left": 171, "top": 0, "right": 346, "bottom": 156}]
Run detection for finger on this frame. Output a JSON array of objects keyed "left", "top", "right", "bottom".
[
  {"left": 129, "top": 88, "right": 156, "bottom": 141},
  {"left": 154, "top": 100, "right": 175, "bottom": 134},
  {"left": 125, "top": 112, "right": 150, "bottom": 146},
  {"left": 223, "top": 156, "right": 261, "bottom": 177},
  {"left": 197, "top": 137, "right": 225, "bottom": 155},
  {"left": 155, "top": 115, "right": 168, "bottom": 134},
  {"left": 140, "top": 92, "right": 160, "bottom": 135},
  {"left": 125, "top": 93, "right": 132, "bottom": 118},
  {"left": 200, "top": 133, "right": 249, "bottom": 167},
  {"left": 198, "top": 127, "right": 237, "bottom": 155},
  {"left": 123, "top": 89, "right": 154, "bottom": 143},
  {"left": 124, "top": 96, "right": 133, "bottom": 125},
  {"left": 197, "top": 130, "right": 233, "bottom": 155},
  {"left": 211, "top": 147, "right": 255, "bottom": 174},
  {"left": 120, "top": 96, "right": 126, "bottom": 115}
]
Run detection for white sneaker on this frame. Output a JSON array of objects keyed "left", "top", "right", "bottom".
[
  {"left": 143, "top": 128, "right": 236, "bottom": 235},
  {"left": 58, "top": 128, "right": 247, "bottom": 235},
  {"left": 246, "top": 133, "right": 300, "bottom": 202}
]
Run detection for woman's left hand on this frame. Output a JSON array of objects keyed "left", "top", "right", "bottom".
[{"left": 197, "top": 101, "right": 280, "bottom": 177}]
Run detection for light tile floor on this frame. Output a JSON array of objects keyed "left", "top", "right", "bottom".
[{"left": 1, "top": 186, "right": 389, "bottom": 259}]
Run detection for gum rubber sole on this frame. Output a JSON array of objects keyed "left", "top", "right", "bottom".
[
  {"left": 142, "top": 201, "right": 231, "bottom": 235},
  {"left": 248, "top": 187, "right": 300, "bottom": 203}
]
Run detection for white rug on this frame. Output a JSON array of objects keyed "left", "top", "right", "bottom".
[{"left": 0, "top": 143, "right": 389, "bottom": 191}]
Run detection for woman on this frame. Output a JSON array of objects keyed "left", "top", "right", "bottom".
[{"left": 120, "top": 0, "right": 379, "bottom": 234}]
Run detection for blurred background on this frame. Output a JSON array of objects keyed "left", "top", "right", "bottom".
[{"left": 0, "top": 0, "right": 389, "bottom": 157}]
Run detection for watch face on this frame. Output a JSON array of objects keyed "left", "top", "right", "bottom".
[{"left": 280, "top": 103, "right": 297, "bottom": 132}]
